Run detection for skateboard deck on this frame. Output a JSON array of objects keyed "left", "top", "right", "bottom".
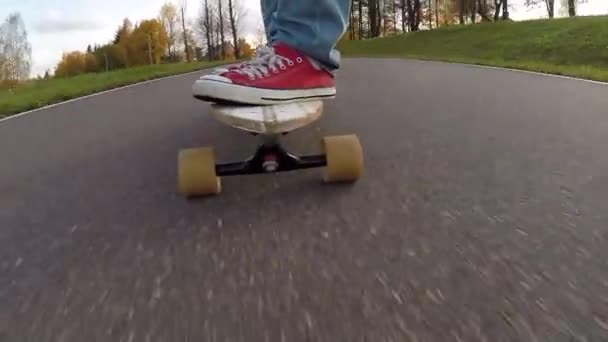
[{"left": 210, "top": 100, "right": 323, "bottom": 134}]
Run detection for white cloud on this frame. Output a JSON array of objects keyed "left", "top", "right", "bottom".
[
  {"left": 34, "top": 8, "right": 105, "bottom": 33},
  {"left": 35, "top": 18, "right": 104, "bottom": 33}
]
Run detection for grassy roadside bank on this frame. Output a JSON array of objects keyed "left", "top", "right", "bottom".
[
  {"left": 2, "top": 16, "right": 606, "bottom": 119},
  {"left": 339, "top": 15, "right": 608, "bottom": 83},
  {"left": 0, "top": 61, "right": 226, "bottom": 119}
]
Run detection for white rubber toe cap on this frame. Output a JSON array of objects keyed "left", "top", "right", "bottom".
[{"left": 199, "top": 75, "right": 233, "bottom": 83}]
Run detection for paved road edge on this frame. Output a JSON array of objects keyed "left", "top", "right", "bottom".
[
  {"left": 2, "top": 59, "right": 606, "bottom": 124},
  {"left": 0, "top": 69, "right": 206, "bottom": 123}
]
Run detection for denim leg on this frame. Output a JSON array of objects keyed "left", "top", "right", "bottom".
[
  {"left": 270, "top": 0, "right": 351, "bottom": 71},
  {"left": 260, "top": 0, "right": 278, "bottom": 45}
]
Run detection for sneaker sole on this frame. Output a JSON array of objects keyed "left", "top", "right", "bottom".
[{"left": 192, "top": 79, "right": 336, "bottom": 105}]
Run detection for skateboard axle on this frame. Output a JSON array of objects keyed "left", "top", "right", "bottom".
[{"left": 215, "top": 142, "right": 326, "bottom": 176}]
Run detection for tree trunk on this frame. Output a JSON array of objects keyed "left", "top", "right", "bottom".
[
  {"left": 567, "top": 0, "right": 576, "bottom": 16},
  {"left": 228, "top": 0, "right": 239, "bottom": 59},
  {"left": 494, "top": 0, "right": 502, "bottom": 20},
  {"left": 204, "top": 0, "right": 213, "bottom": 60},
  {"left": 406, "top": 0, "right": 413, "bottom": 30},
  {"left": 477, "top": 0, "right": 491, "bottom": 21},
  {"left": 215, "top": 22, "right": 220, "bottom": 59},
  {"left": 368, "top": 0, "right": 375, "bottom": 38},
  {"left": 458, "top": 0, "right": 465, "bottom": 24},
  {"left": 546, "top": 0, "right": 555, "bottom": 18},
  {"left": 502, "top": 0, "right": 509, "bottom": 19},
  {"left": 383, "top": 2, "right": 387, "bottom": 36},
  {"left": 377, "top": 0, "right": 383, "bottom": 36},
  {"left": 369, "top": 0, "right": 381, "bottom": 37},
  {"left": 470, "top": 0, "right": 477, "bottom": 23},
  {"left": 428, "top": 0, "right": 433, "bottom": 28},
  {"left": 358, "top": 0, "right": 363, "bottom": 39},
  {"left": 415, "top": 0, "right": 421, "bottom": 30},
  {"left": 406, "top": 0, "right": 421, "bottom": 31},
  {"left": 435, "top": 0, "right": 439, "bottom": 27},
  {"left": 401, "top": 0, "right": 407, "bottom": 32},
  {"left": 218, "top": 0, "right": 226, "bottom": 59},
  {"left": 376, "top": 0, "right": 385, "bottom": 37},
  {"left": 393, "top": 0, "right": 398, "bottom": 33},
  {"left": 180, "top": 4, "right": 191, "bottom": 62},
  {"left": 350, "top": 1, "right": 356, "bottom": 39}
]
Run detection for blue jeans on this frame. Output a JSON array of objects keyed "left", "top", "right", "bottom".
[{"left": 261, "top": 0, "right": 351, "bottom": 71}]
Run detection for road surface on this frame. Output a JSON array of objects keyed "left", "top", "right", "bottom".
[{"left": 1, "top": 59, "right": 608, "bottom": 342}]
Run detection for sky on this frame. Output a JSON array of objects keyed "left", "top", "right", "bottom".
[{"left": 0, "top": 0, "right": 606, "bottom": 78}]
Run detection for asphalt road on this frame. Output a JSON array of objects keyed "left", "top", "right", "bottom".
[{"left": 2, "top": 59, "right": 608, "bottom": 342}]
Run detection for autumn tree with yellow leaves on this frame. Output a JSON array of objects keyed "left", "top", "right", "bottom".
[
  {"left": 159, "top": 2, "right": 180, "bottom": 61},
  {"left": 55, "top": 51, "right": 98, "bottom": 77},
  {"left": 125, "top": 19, "right": 168, "bottom": 66},
  {"left": 52, "top": 1, "right": 250, "bottom": 78},
  {"left": 54, "top": 17, "right": 168, "bottom": 77}
]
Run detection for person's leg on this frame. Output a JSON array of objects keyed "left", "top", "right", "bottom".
[
  {"left": 261, "top": 0, "right": 278, "bottom": 45},
  {"left": 271, "top": 0, "right": 351, "bottom": 71}
]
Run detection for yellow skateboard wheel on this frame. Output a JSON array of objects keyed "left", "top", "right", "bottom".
[
  {"left": 322, "top": 134, "right": 364, "bottom": 182},
  {"left": 178, "top": 147, "right": 221, "bottom": 196}
]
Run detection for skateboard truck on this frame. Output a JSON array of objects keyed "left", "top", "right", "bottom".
[
  {"left": 177, "top": 100, "right": 364, "bottom": 197},
  {"left": 216, "top": 135, "right": 327, "bottom": 176}
]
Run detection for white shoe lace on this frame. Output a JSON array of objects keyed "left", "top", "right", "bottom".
[
  {"left": 235, "top": 47, "right": 301, "bottom": 80},
  {"left": 253, "top": 45, "right": 273, "bottom": 59},
  {"left": 211, "top": 46, "right": 274, "bottom": 75}
]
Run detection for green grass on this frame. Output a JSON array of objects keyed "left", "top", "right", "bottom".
[
  {"left": 339, "top": 15, "right": 608, "bottom": 82},
  {"left": 0, "top": 61, "right": 226, "bottom": 118},
  {"left": 3, "top": 16, "right": 606, "bottom": 118}
]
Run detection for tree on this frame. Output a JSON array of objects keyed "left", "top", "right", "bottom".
[
  {"left": 0, "top": 12, "right": 32, "bottom": 82},
  {"left": 524, "top": 0, "right": 554, "bottom": 18},
  {"left": 368, "top": 0, "right": 382, "bottom": 37},
  {"left": 468, "top": 0, "right": 477, "bottom": 23},
  {"left": 159, "top": 2, "right": 180, "bottom": 61},
  {"left": 493, "top": 0, "right": 509, "bottom": 20},
  {"left": 113, "top": 18, "right": 133, "bottom": 45},
  {"left": 184, "top": 28, "right": 198, "bottom": 61},
  {"left": 197, "top": 0, "right": 216, "bottom": 60},
  {"left": 427, "top": 0, "right": 433, "bottom": 29},
  {"left": 345, "top": 0, "right": 362, "bottom": 39},
  {"left": 434, "top": 0, "right": 439, "bottom": 27},
  {"left": 227, "top": 0, "right": 243, "bottom": 59},
  {"left": 217, "top": 0, "right": 226, "bottom": 59},
  {"left": 94, "top": 43, "right": 128, "bottom": 71},
  {"left": 84, "top": 53, "right": 98, "bottom": 73},
  {"left": 458, "top": 0, "right": 465, "bottom": 23},
  {"left": 55, "top": 51, "right": 87, "bottom": 77},
  {"left": 567, "top": 0, "right": 576, "bottom": 16},
  {"left": 237, "top": 37, "right": 254, "bottom": 58},
  {"left": 126, "top": 19, "right": 168, "bottom": 66},
  {"left": 559, "top": 0, "right": 583, "bottom": 16},
  {"left": 252, "top": 23, "right": 267, "bottom": 49},
  {"left": 406, "top": 0, "right": 422, "bottom": 31},
  {"left": 477, "top": 0, "right": 492, "bottom": 21},
  {"left": 358, "top": 0, "right": 363, "bottom": 39},
  {"left": 383, "top": 0, "right": 397, "bottom": 35},
  {"left": 194, "top": 46, "right": 204, "bottom": 61},
  {"left": 179, "top": 0, "right": 192, "bottom": 62},
  {"left": 400, "top": 0, "right": 407, "bottom": 32}
]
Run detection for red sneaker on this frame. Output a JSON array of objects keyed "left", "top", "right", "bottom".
[{"left": 193, "top": 43, "right": 336, "bottom": 105}]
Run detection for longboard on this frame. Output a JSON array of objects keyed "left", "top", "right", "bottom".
[{"left": 177, "top": 99, "right": 364, "bottom": 197}]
